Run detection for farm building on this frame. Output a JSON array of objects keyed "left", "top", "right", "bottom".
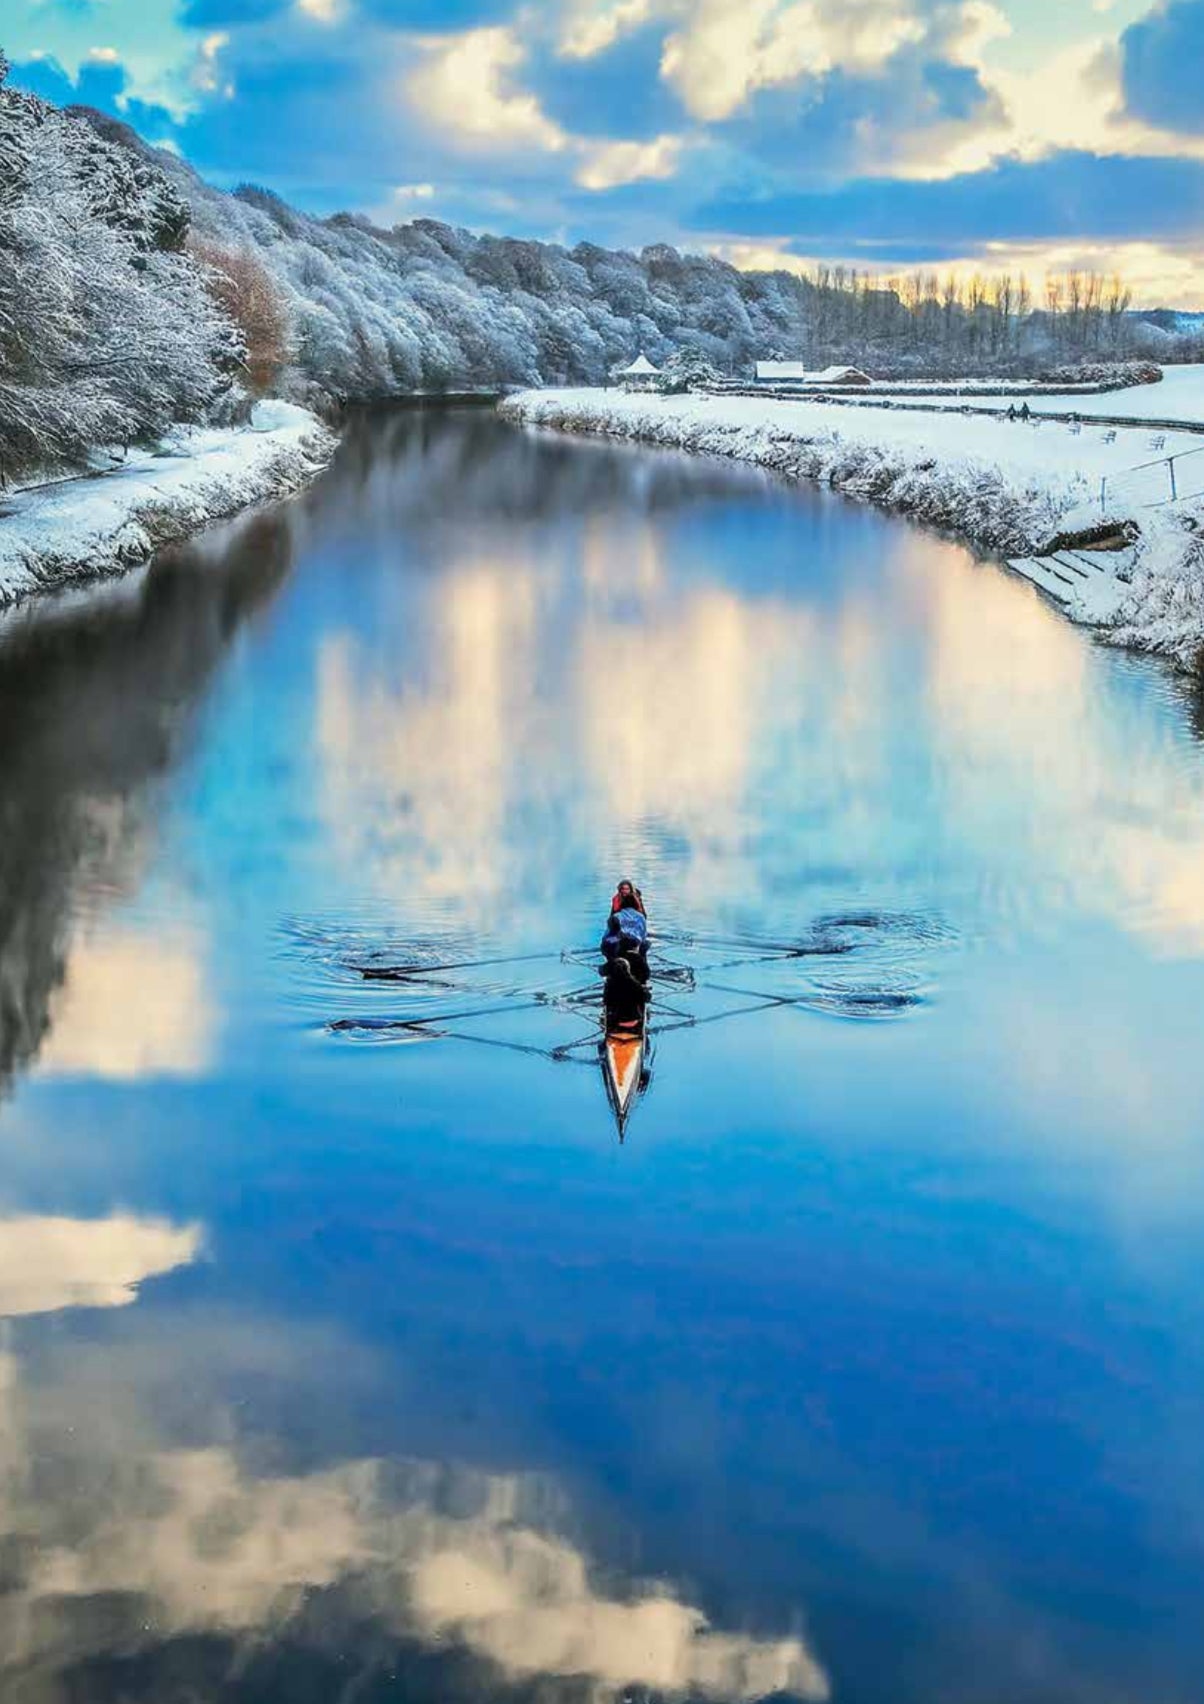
[{"left": 755, "top": 362, "right": 872, "bottom": 386}]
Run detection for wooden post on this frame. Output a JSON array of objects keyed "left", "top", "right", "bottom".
[
  {"left": 1100, "top": 475, "right": 1107, "bottom": 514},
  {"left": 1169, "top": 457, "right": 1178, "bottom": 502}
]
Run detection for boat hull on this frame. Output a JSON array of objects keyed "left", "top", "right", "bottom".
[{"left": 602, "top": 1024, "right": 645, "bottom": 1135}]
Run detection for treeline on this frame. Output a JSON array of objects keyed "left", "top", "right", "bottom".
[{"left": 802, "top": 265, "right": 1200, "bottom": 376}]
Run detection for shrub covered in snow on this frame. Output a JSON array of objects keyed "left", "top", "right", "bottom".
[
  {"left": 656, "top": 349, "right": 726, "bottom": 393},
  {"left": 1113, "top": 507, "right": 1204, "bottom": 669},
  {"left": 0, "top": 56, "right": 239, "bottom": 482},
  {"left": 1040, "top": 360, "right": 1163, "bottom": 388}
]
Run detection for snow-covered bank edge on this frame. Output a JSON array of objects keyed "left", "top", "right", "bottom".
[
  {"left": 501, "top": 388, "right": 1204, "bottom": 671},
  {"left": 0, "top": 401, "right": 337, "bottom": 607}
]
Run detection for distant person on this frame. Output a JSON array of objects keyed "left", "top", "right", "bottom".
[
  {"left": 1020, "top": 401, "right": 1031, "bottom": 421},
  {"left": 610, "top": 879, "right": 646, "bottom": 917},
  {"left": 1006, "top": 403, "right": 1017, "bottom": 421},
  {"left": 600, "top": 950, "right": 650, "bottom": 1028}
]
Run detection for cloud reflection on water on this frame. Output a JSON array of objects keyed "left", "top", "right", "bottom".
[
  {"left": 917, "top": 533, "right": 1204, "bottom": 955},
  {"left": 0, "top": 1355, "right": 828, "bottom": 1703},
  {"left": 315, "top": 430, "right": 1204, "bottom": 963},
  {"left": 0, "top": 507, "right": 296, "bottom": 1097},
  {"left": 0, "top": 1212, "right": 201, "bottom": 1320},
  {"left": 37, "top": 924, "right": 213, "bottom": 1080}
]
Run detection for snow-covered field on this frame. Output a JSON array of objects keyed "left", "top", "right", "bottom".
[
  {"left": 882, "top": 363, "right": 1204, "bottom": 424},
  {"left": 0, "top": 402, "right": 335, "bottom": 605},
  {"left": 501, "top": 386, "right": 1204, "bottom": 669}
]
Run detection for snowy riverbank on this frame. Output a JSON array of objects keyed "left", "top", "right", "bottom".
[
  {"left": 501, "top": 387, "right": 1204, "bottom": 670},
  {"left": 0, "top": 402, "right": 335, "bottom": 606}
]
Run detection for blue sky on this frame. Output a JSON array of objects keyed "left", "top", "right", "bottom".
[{"left": 4, "top": 0, "right": 1204, "bottom": 304}]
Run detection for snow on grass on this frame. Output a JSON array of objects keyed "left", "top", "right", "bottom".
[
  {"left": 884, "top": 363, "right": 1204, "bottom": 424},
  {"left": 1112, "top": 510, "right": 1204, "bottom": 669},
  {"left": 502, "top": 386, "right": 1188, "bottom": 549},
  {"left": 501, "top": 386, "right": 1204, "bottom": 669},
  {"left": 0, "top": 401, "right": 335, "bottom": 605}
]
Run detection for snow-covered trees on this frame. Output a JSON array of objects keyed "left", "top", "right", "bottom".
[
  {"left": 153, "top": 157, "right": 811, "bottom": 404},
  {"left": 656, "top": 349, "right": 725, "bottom": 393},
  {"left": 4, "top": 71, "right": 1199, "bottom": 486},
  {"left": 0, "top": 60, "right": 236, "bottom": 482}
]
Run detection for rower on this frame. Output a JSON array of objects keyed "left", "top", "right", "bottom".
[
  {"left": 600, "top": 947, "right": 650, "bottom": 1028},
  {"left": 602, "top": 904, "right": 648, "bottom": 962},
  {"left": 610, "top": 879, "right": 646, "bottom": 917}
]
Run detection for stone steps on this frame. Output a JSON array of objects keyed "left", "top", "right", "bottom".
[{"left": 1006, "top": 544, "right": 1139, "bottom": 623}]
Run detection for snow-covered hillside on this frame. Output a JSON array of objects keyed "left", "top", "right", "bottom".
[{"left": 0, "top": 56, "right": 239, "bottom": 484}]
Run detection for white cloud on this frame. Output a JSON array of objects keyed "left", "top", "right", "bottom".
[
  {"left": 191, "top": 30, "right": 232, "bottom": 99},
  {"left": 661, "top": 0, "right": 926, "bottom": 122},
  {"left": 558, "top": 0, "right": 660, "bottom": 60},
  {"left": 407, "top": 27, "right": 568, "bottom": 155},
  {"left": 576, "top": 131, "right": 684, "bottom": 189}
]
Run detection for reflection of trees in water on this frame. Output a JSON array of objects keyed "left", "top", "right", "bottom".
[
  {"left": 324, "top": 406, "right": 776, "bottom": 534},
  {"left": 0, "top": 510, "right": 295, "bottom": 1093}
]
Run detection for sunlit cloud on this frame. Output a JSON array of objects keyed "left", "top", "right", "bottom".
[
  {"left": 661, "top": 0, "right": 926, "bottom": 123},
  {"left": 407, "top": 27, "right": 569, "bottom": 155},
  {"left": 576, "top": 131, "right": 684, "bottom": 189},
  {"left": 909, "top": 30, "right": 1204, "bottom": 180},
  {"left": 711, "top": 236, "right": 1204, "bottom": 312},
  {"left": 406, "top": 24, "right": 688, "bottom": 190}
]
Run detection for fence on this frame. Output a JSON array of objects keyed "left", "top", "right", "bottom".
[{"left": 1100, "top": 442, "right": 1204, "bottom": 516}]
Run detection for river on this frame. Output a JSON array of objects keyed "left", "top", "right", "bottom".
[{"left": 1, "top": 407, "right": 1203, "bottom": 1704}]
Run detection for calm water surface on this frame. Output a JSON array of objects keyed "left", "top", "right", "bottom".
[{"left": 2, "top": 409, "right": 1204, "bottom": 1704}]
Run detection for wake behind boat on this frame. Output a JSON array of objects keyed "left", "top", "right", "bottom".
[{"left": 319, "top": 895, "right": 933, "bottom": 1143}]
